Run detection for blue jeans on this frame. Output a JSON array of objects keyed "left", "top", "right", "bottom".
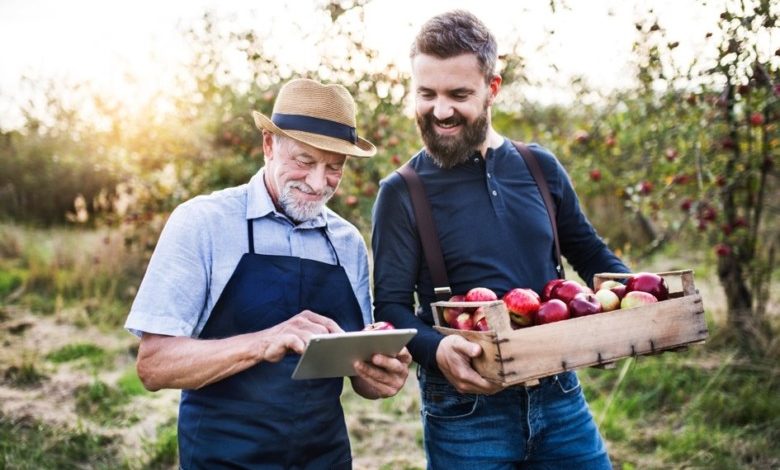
[{"left": 418, "top": 367, "right": 612, "bottom": 470}]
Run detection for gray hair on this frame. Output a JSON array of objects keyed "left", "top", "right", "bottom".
[{"left": 410, "top": 10, "right": 498, "bottom": 83}]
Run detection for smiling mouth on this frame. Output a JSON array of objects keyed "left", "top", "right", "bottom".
[
  {"left": 293, "top": 187, "right": 324, "bottom": 201},
  {"left": 434, "top": 119, "right": 463, "bottom": 135}
]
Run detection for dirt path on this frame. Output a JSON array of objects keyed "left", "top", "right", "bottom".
[{"left": 0, "top": 306, "right": 179, "bottom": 464}]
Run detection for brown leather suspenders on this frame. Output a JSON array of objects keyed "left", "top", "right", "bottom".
[{"left": 395, "top": 141, "right": 565, "bottom": 301}]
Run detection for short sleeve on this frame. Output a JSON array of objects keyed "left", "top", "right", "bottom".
[{"left": 124, "top": 202, "right": 212, "bottom": 337}]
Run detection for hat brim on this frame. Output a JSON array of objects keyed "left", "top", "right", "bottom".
[{"left": 252, "top": 111, "right": 376, "bottom": 158}]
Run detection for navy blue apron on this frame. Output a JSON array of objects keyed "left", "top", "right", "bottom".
[{"left": 178, "top": 219, "right": 364, "bottom": 469}]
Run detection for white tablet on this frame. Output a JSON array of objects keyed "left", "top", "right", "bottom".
[{"left": 291, "top": 328, "right": 417, "bottom": 380}]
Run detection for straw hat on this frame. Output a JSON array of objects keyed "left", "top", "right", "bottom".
[{"left": 252, "top": 78, "right": 376, "bottom": 158}]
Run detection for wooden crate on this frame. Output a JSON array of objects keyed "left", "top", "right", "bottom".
[{"left": 431, "top": 270, "right": 708, "bottom": 387}]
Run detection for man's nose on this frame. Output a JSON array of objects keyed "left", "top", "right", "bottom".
[
  {"left": 432, "top": 97, "right": 454, "bottom": 121},
  {"left": 305, "top": 164, "right": 328, "bottom": 193}
]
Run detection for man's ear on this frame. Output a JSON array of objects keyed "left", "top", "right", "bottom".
[
  {"left": 262, "top": 130, "right": 275, "bottom": 161},
  {"left": 487, "top": 74, "right": 502, "bottom": 106}
]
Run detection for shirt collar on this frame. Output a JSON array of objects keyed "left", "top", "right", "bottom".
[{"left": 246, "top": 168, "right": 328, "bottom": 229}]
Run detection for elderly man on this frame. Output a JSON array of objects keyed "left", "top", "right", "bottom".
[{"left": 125, "top": 78, "right": 411, "bottom": 469}]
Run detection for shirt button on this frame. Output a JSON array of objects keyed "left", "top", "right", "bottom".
[{"left": 492, "top": 190, "right": 498, "bottom": 196}]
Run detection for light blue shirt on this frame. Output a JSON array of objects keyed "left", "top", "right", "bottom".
[{"left": 125, "top": 169, "right": 372, "bottom": 338}]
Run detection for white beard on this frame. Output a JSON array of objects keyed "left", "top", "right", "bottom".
[{"left": 278, "top": 180, "right": 335, "bottom": 222}]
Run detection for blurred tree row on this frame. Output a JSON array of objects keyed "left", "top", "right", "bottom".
[{"left": 0, "top": 0, "right": 777, "bottom": 351}]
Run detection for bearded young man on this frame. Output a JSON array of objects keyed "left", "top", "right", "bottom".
[
  {"left": 125, "top": 78, "right": 411, "bottom": 469},
  {"left": 371, "top": 10, "right": 630, "bottom": 469}
]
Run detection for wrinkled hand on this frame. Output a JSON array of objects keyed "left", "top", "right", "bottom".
[
  {"left": 260, "top": 310, "right": 343, "bottom": 363},
  {"left": 351, "top": 347, "right": 413, "bottom": 399},
  {"left": 436, "top": 335, "right": 503, "bottom": 395}
]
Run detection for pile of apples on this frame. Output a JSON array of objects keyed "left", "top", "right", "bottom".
[{"left": 441, "top": 272, "right": 669, "bottom": 331}]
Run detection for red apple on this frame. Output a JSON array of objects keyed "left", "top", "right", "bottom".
[
  {"left": 620, "top": 291, "right": 658, "bottom": 309},
  {"left": 536, "top": 299, "right": 570, "bottom": 325},
  {"left": 568, "top": 292, "right": 603, "bottom": 317},
  {"left": 610, "top": 284, "right": 627, "bottom": 300},
  {"left": 594, "top": 288, "right": 621, "bottom": 312},
  {"left": 542, "top": 279, "right": 566, "bottom": 301},
  {"left": 363, "top": 321, "right": 395, "bottom": 331},
  {"left": 589, "top": 169, "right": 602, "bottom": 182},
  {"left": 503, "top": 288, "right": 540, "bottom": 327},
  {"left": 442, "top": 294, "right": 467, "bottom": 326},
  {"left": 472, "top": 307, "right": 490, "bottom": 331},
  {"left": 625, "top": 272, "right": 669, "bottom": 301},
  {"left": 465, "top": 287, "right": 498, "bottom": 302},
  {"left": 598, "top": 280, "right": 627, "bottom": 300},
  {"left": 715, "top": 243, "right": 732, "bottom": 257},
  {"left": 598, "top": 280, "right": 622, "bottom": 290},
  {"left": 551, "top": 280, "right": 590, "bottom": 305},
  {"left": 450, "top": 312, "right": 474, "bottom": 331},
  {"left": 749, "top": 112, "right": 764, "bottom": 127}
]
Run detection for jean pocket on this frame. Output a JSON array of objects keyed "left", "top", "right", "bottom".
[
  {"left": 421, "top": 374, "right": 480, "bottom": 419},
  {"left": 423, "top": 389, "right": 480, "bottom": 419},
  {"left": 554, "top": 371, "right": 582, "bottom": 394}
]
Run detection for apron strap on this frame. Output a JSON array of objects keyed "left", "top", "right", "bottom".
[
  {"left": 321, "top": 228, "right": 341, "bottom": 266},
  {"left": 247, "top": 219, "right": 255, "bottom": 254}
]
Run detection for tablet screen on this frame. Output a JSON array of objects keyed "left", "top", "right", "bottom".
[{"left": 291, "top": 328, "right": 416, "bottom": 380}]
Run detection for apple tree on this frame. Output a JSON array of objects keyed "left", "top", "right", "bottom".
[{"left": 560, "top": 1, "right": 778, "bottom": 352}]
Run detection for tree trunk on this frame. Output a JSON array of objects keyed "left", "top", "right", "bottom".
[{"left": 717, "top": 253, "right": 765, "bottom": 353}]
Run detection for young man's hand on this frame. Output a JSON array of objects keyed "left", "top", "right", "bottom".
[{"left": 435, "top": 335, "right": 503, "bottom": 395}]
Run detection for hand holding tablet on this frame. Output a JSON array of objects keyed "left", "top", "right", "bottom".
[{"left": 291, "top": 327, "right": 417, "bottom": 380}]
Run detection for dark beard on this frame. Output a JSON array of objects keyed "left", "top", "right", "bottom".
[{"left": 417, "top": 105, "right": 489, "bottom": 169}]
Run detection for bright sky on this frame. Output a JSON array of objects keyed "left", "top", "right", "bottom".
[{"left": 0, "top": 0, "right": 726, "bottom": 130}]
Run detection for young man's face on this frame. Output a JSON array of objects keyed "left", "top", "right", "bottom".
[
  {"left": 262, "top": 132, "right": 346, "bottom": 222},
  {"left": 412, "top": 53, "right": 500, "bottom": 168}
]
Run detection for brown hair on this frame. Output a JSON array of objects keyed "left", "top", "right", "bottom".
[{"left": 411, "top": 10, "right": 498, "bottom": 83}]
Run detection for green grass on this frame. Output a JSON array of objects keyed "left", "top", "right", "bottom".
[
  {"left": 3, "top": 361, "right": 46, "bottom": 388},
  {"left": 74, "top": 379, "right": 135, "bottom": 426},
  {"left": 581, "top": 348, "right": 780, "bottom": 469},
  {"left": 0, "top": 223, "right": 148, "bottom": 326},
  {"left": 144, "top": 420, "right": 178, "bottom": 469},
  {"left": 46, "top": 343, "right": 109, "bottom": 368},
  {"left": 0, "top": 267, "right": 24, "bottom": 299},
  {"left": 0, "top": 412, "right": 123, "bottom": 470},
  {"left": 116, "top": 366, "right": 148, "bottom": 397}
]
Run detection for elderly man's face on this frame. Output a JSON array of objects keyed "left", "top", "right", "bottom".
[{"left": 262, "top": 132, "right": 346, "bottom": 222}]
